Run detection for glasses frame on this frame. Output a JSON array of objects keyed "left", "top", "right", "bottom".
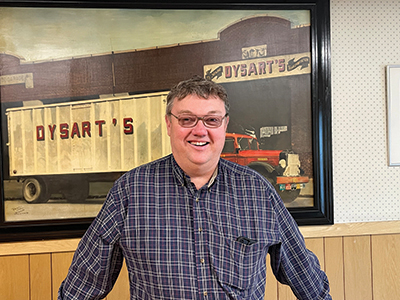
[{"left": 169, "top": 112, "right": 228, "bottom": 128}]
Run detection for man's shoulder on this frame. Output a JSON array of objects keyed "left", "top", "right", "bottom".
[
  {"left": 118, "top": 155, "right": 173, "bottom": 182},
  {"left": 219, "top": 158, "right": 265, "bottom": 179},
  {"left": 218, "top": 159, "right": 275, "bottom": 195},
  {"left": 104, "top": 155, "right": 174, "bottom": 204}
]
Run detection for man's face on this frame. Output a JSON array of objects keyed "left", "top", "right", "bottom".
[{"left": 165, "top": 94, "right": 229, "bottom": 175}]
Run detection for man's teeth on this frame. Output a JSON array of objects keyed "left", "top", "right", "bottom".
[{"left": 190, "top": 142, "right": 208, "bottom": 146}]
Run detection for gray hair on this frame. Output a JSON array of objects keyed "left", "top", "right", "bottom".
[{"left": 165, "top": 75, "right": 229, "bottom": 115}]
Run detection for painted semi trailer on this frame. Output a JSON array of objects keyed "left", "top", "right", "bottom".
[{"left": 6, "top": 92, "right": 171, "bottom": 203}]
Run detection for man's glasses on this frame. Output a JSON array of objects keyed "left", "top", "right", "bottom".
[{"left": 169, "top": 112, "right": 228, "bottom": 128}]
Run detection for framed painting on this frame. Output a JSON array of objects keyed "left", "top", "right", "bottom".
[
  {"left": 0, "top": 0, "right": 332, "bottom": 242},
  {"left": 386, "top": 65, "right": 400, "bottom": 166}
]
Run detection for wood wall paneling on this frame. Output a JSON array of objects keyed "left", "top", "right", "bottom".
[
  {"left": 371, "top": 234, "right": 400, "bottom": 299},
  {"left": 51, "top": 252, "right": 75, "bottom": 300},
  {"left": 324, "top": 237, "right": 344, "bottom": 300},
  {"left": 0, "top": 255, "right": 30, "bottom": 300},
  {"left": 264, "top": 254, "right": 278, "bottom": 300},
  {"left": 278, "top": 283, "right": 296, "bottom": 300},
  {"left": 305, "top": 238, "right": 325, "bottom": 269},
  {"left": 343, "top": 236, "right": 373, "bottom": 300},
  {"left": 30, "top": 253, "right": 52, "bottom": 300},
  {"left": 1, "top": 222, "right": 400, "bottom": 300}
]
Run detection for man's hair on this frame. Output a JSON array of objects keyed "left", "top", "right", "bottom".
[{"left": 165, "top": 75, "right": 229, "bottom": 115}]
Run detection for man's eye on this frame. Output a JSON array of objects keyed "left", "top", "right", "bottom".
[
  {"left": 180, "top": 116, "right": 196, "bottom": 123},
  {"left": 205, "top": 117, "right": 220, "bottom": 123}
]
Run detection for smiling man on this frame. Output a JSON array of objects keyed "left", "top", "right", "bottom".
[
  {"left": 59, "top": 76, "right": 331, "bottom": 300},
  {"left": 165, "top": 87, "right": 229, "bottom": 189}
]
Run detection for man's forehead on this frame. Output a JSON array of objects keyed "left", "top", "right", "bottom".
[
  {"left": 175, "top": 109, "right": 223, "bottom": 115},
  {"left": 175, "top": 94, "right": 223, "bottom": 101}
]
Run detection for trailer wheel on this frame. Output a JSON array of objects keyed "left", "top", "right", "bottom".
[
  {"left": 22, "top": 177, "right": 51, "bottom": 204},
  {"left": 62, "top": 181, "right": 89, "bottom": 203},
  {"left": 278, "top": 189, "right": 301, "bottom": 204},
  {"left": 248, "top": 164, "right": 299, "bottom": 203},
  {"left": 248, "top": 163, "right": 276, "bottom": 184}
]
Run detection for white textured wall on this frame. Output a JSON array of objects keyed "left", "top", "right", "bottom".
[{"left": 331, "top": 0, "right": 400, "bottom": 222}]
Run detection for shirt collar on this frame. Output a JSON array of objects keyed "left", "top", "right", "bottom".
[
  {"left": 207, "top": 166, "right": 218, "bottom": 188},
  {"left": 170, "top": 154, "right": 219, "bottom": 189}
]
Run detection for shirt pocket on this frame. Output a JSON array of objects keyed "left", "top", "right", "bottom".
[{"left": 209, "top": 236, "right": 265, "bottom": 291}]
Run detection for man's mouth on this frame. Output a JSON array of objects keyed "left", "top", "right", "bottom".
[{"left": 189, "top": 141, "right": 209, "bottom": 146}]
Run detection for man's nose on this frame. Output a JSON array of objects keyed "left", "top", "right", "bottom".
[{"left": 192, "top": 118, "right": 208, "bottom": 135}]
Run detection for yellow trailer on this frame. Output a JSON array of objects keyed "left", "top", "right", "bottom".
[{"left": 6, "top": 92, "right": 171, "bottom": 203}]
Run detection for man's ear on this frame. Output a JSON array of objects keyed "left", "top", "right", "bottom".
[
  {"left": 165, "top": 114, "right": 172, "bottom": 136},
  {"left": 224, "top": 115, "right": 229, "bottom": 130}
]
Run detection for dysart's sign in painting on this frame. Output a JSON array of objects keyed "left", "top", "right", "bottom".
[{"left": 204, "top": 52, "right": 311, "bottom": 83}]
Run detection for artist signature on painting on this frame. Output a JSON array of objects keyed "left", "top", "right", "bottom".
[{"left": 12, "top": 206, "right": 29, "bottom": 215}]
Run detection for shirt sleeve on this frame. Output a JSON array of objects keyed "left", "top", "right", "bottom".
[
  {"left": 58, "top": 185, "right": 126, "bottom": 300},
  {"left": 267, "top": 191, "right": 332, "bottom": 300}
]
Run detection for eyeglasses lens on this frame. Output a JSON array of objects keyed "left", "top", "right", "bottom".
[
  {"left": 180, "top": 116, "right": 197, "bottom": 127},
  {"left": 177, "top": 115, "right": 223, "bottom": 128},
  {"left": 203, "top": 116, "right": 221, "bottom": 128}
]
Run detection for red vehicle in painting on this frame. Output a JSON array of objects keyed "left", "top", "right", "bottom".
[{"left": 221, "top": 133, "right": 309, "bottom": 203}]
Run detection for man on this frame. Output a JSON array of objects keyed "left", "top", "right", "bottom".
[{"left": 59, "top": 76, "right": 331, "bottom": 299}]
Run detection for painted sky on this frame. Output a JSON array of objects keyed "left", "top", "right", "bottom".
[{"left": 0, "top": 7, "right": 310, "bottom": 62}]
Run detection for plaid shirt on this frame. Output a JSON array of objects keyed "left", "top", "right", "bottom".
[{"left": 59, "top": 154, "right": 331, "bottom": 300}]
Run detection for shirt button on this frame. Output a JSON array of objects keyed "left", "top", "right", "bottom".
[
  {"left": 198, "top": 227, "right": 203, "bottom": 232},
  {"left": 200, "top": 258, "right": 205, "bottom": 264},
  {"left": 196, "top": 197, "right": 199, "bottom": 202},
  {"left": 203, "top": 291, "right": 208, "bottom": 296}
]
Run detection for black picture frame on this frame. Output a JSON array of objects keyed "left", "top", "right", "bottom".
[{"left": 0, "top": 0, "right": 332, "bottom": 242}]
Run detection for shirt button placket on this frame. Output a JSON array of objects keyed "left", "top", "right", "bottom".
[
  {"left": 197, "top": 197, "right": 205, "bottom": 267},
  {"left": 194, "top": 192, "right": 209, "bottom": 299}
]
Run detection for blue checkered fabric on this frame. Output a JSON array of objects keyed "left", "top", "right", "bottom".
[{"left": 58, "top": 154, "right": 331, "bottom": 299}]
